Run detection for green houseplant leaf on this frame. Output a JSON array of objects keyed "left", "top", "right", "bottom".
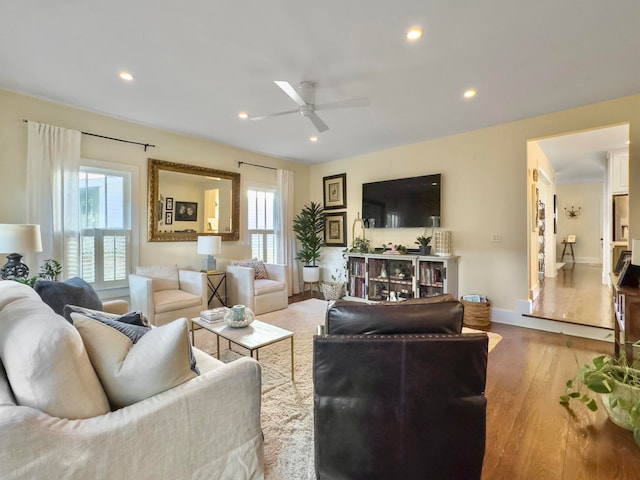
[{"left": 292, "top": 201, "right": 325, "bottom": 267}]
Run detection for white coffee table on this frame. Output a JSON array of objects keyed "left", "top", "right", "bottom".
[{"left": 191, "top": 317, "right": 295, "bottom": 381}]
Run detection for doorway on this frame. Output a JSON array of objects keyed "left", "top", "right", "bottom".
[{"left": 527, "top": 124, "right": 629, "bottom": 328}]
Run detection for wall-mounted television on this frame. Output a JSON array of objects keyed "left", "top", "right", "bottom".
[{"left": 362, "top": 174, "right": 441, "bottom": 228}]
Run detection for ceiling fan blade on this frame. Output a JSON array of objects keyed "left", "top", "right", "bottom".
[
  {"left": 308, "top": 112, "right": 329, "bottom": 132},
  {"left": 275, "top": 81, "right": 307, "bottom": 107},
  {"left": 249, "top": 109, "right": 299, "bottom": 121},
  {"left": 315, "top": 97, "right": 370, "bottom": 111}
]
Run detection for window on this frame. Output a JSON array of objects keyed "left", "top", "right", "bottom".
[
  {"left": 79, "top": 165, "right": 133, "bottom": 290},
  {"left": 247, "top": 188, "right": 276, "bottom": 263}
]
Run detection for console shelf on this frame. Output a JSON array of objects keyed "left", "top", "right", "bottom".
[{"left": 346, "top": 253, "right": 458, "bottom": 302}]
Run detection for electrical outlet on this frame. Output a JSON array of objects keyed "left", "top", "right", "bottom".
[{"left": 491, "top": 233, "right": 502, "bottom": 243}]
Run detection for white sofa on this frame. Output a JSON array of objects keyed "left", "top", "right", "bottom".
[
  {"left": 227, "top": 262, "right": 288, "bottom": 315},
  {"left": 0, "top": 281, "right": 264, "bottom": 479}
]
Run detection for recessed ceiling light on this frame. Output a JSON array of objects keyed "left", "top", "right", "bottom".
[
  {"left": 119, "top": 71, "right": 134, "bottom": 81},
  {"left": 238, "top": 112, "right": 248, "bottom": 119},
  {"left": 627, "top": 140, "right": 631, "bottom": 145},
  {"left": 406, "top": 27, "right": 423, "bottom": 41},
  {"left": 464, "top": 89, "right": 477, "bottom": 99},
  {"left": 310, "top": 136, "right": 318, "bottom": 142}
]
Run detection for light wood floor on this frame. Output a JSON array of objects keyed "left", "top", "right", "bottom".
[
  {"left": 528, "top": 263, "right": 614, "bottom": 329},
  {"left": 289, "top": 293, "right": 640, "bottom": 478}
]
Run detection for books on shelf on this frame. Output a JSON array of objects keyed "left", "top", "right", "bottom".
[{"left": 200, "top": 307, "right": 227, "bottom": 323}]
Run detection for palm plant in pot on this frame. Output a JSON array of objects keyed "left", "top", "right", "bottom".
[
  {"left": 293, "top": 201, "right": 325, "bottom": 284},
  {"left": 560, "top": 349, "right": 640, "bottom": 446}
]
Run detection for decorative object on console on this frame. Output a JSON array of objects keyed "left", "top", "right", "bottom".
[
  {"left": 197, "top": 235, "right": 222, "bottom": 271},
  {"left": 323, "top": 173, "right": 347, "bottom": 210},
  {"left": 0, "top": 224, "right": 43, "bottom": 280},
  {"left": 433, "top": 230, "right": 452, "bottom": 256},
  {"left": 224, "top": 305, "right": 255, "bottom": 328},
  {"left": 564, "top": 205, "right": 582, "bottom": 218}
]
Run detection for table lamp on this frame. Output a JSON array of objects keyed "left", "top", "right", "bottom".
[
  {"left": 197, "top": 235, "right": 222, "bottom": 271},
  {"left": 0, "top": 224, "right": 43, "bottom": 280}
]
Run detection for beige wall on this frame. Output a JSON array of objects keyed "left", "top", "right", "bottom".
[
  {"left": 0, "top": 89, "right": 310, "bottom": 272},
  {"left": 556, "top": 183, "right": 603, "bottom": 263},
  {"left": 310, "top": 94, "right": 640, "bottom": 317}
]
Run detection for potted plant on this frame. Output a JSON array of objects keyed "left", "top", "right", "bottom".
[
  {"left": 560, "top": 349, "right": 640, "bottom": 447},
  {"left": 293, "top": 201, "right": 325, "bottom": 283},
  {"left": 415, "top": 235, "right": 432, "bottom": 255}
]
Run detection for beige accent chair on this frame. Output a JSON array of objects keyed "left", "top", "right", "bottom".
[
  {"left": 128, "top": 265, "right": 207, "bottom": 326},
  {"left": 227, "top": 263, "right": 288, "bottom": 315}
]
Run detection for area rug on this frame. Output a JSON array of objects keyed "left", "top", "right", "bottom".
[{"left": 192, "top": 299, "right": 502, "bottom": 480}]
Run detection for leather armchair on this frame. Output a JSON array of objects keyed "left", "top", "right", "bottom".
[
  {"left": 226, "top": 263, "right": 288, "bottom": 315},
  {"left": 313, "top": 299, "right": 488, "bottom": 480},
  {"left": 128, "top": 265, "right": 207, "bottom": 326}
]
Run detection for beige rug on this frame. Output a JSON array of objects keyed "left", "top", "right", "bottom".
[{"left": 192, "top": 299, "right": 502, "bottom": 480}]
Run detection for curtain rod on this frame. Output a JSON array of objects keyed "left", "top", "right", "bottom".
[
  {"left": 23, "top": 119, "right": 156, "bottom": 151},
  {"left": 237, "top": 161, "right": 277, "bottom": 171}
]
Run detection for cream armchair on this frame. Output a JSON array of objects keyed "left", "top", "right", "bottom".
[
  {"left": 227, "top": 262, "right": 288, "bottom": 315},
  {"left": 129, "top": 265, "right": 207, "bottom": 326}
]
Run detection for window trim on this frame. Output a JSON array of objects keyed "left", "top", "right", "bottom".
[{"left": 81, "top": 159, "right": 139, "bottom": 298}]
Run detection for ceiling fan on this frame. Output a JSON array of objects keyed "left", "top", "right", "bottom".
[{"left": 249, "top": 81, "right": 369, "bottom": 133}]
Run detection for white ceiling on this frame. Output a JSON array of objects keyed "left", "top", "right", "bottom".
[
  {"left": 537, "top": 125, "right": 629, "bottom": 185},
  {"left": 1, "top": 0, "right": 639, "bottom": 164}
]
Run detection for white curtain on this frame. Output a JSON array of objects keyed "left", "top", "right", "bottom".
[
  {"left": 26, "top": 121, "right": 81, "bottom": 279},
  {"left": 276, "top": 169, "right": 300, "bottom": 295}
]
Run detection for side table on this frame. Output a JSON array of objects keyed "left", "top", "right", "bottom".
[
  {"left": 203, "top": 271, "right": 227, "bottom": 307},
  {"left": 303, "top": 281, "right": 320, "bottom": 300}
]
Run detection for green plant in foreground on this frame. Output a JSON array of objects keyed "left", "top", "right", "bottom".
[{"left": 560, "top": 344, "right": 640, "bottom": 447}]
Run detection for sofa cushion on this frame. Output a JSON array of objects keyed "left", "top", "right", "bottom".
[
  {"left": 34, "top": 277, "right": 103, "bottom": 316},
  {"left": 0, "top": 292, "right": 110, "bottom": 419},
  {"left": 0, "top": 279, "right": 41, "bottom": 310},
  {"left": 154, "top": 289, "right": 202, "bottom": 313},
  {"left": 135, "top": 265, "right": 180, "bottom": 292},
  {"left": 72, "top": 314, "right": 198, "bottom": 409},
  {"left": 326, "top": 298, "right": 464, "bottom": 335},
  {"left": 230, "top": 259, "right": 268, "bottom": 279},
  {"left": 254, "top": 278, "right": 285, "bottom": 296}
]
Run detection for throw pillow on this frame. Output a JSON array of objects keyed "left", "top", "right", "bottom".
[
  {"left": 72, "top": 314, "right": 198, "bottom": 409},
  {"left": 231, "top": 259, "right": 268, "bottom": 280},
  {"left": 0, "top": 295, "right": 110, "bottom": 419},
  {"left": 34, "top": 277, "right": 103, "bottom": 316},
  {"left": 63, "top": 304, "right": 150, "bottom": 327},
  {"left": 66, "top": 305, "right": 198, "bottom": 374}
]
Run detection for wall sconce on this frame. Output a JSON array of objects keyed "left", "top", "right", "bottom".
[{"left": 564, "top": 205, "right": 582, "bottom": 218}]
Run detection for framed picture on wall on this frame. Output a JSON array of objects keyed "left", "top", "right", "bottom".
[
  {"left": 165, "top": 211, "right": 173, "bottom": 225},
  {"left": 325, "top": 212, "right": 347, "bottom": 247},
  {"left": 166, "top": 197, "right": 174, "bottom": 210},
  {"left": 175, "top": 201, "right": 198, "bottom": 221},
  {"left": 614, "top": 250, "right": 632, "bottom": 275},
  {"left": 323, "top": 173, "right": 347, "bottom": 210}
]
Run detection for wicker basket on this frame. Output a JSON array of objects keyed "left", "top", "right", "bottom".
[{"left": 461, "top": 298, "right": 492, "bottom": 328}]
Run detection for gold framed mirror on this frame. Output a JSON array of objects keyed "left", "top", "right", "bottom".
[{"left": 148, "top": 158, "right": 240, "bottom": 242}]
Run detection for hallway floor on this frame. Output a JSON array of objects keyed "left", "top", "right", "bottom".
[{"left": 527, "top": 263, "right": 613, "bottom": 329}]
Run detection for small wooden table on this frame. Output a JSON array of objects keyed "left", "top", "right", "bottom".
[{"left": 191, "top": 317, "right": 295, "bottom": 380}]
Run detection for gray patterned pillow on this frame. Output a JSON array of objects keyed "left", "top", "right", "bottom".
[{"left": 231, "top": 259, "right": 268, "bottom": 279}]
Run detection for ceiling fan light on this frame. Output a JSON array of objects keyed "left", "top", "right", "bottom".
[
  {"left": 406, "top": 27, "right": 423, "bottom": 41},
  {"left": 238, "top": 112, "right": 248, "bottom": 119}
]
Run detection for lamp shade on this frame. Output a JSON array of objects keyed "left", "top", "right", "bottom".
[
  {"left": 0, "top": 224, "right": 43, "bottom": 253},
  {"left": 197, "top": 235, "right": 222, "bottom": 255}
]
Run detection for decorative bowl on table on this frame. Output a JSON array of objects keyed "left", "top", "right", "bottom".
[{"left": 223, "top": 306, "right": 255, "bottom": 328}]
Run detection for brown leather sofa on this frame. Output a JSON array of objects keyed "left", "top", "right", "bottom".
[{"left": 313, "top": 298, "right": 488, "bottom": 480}]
